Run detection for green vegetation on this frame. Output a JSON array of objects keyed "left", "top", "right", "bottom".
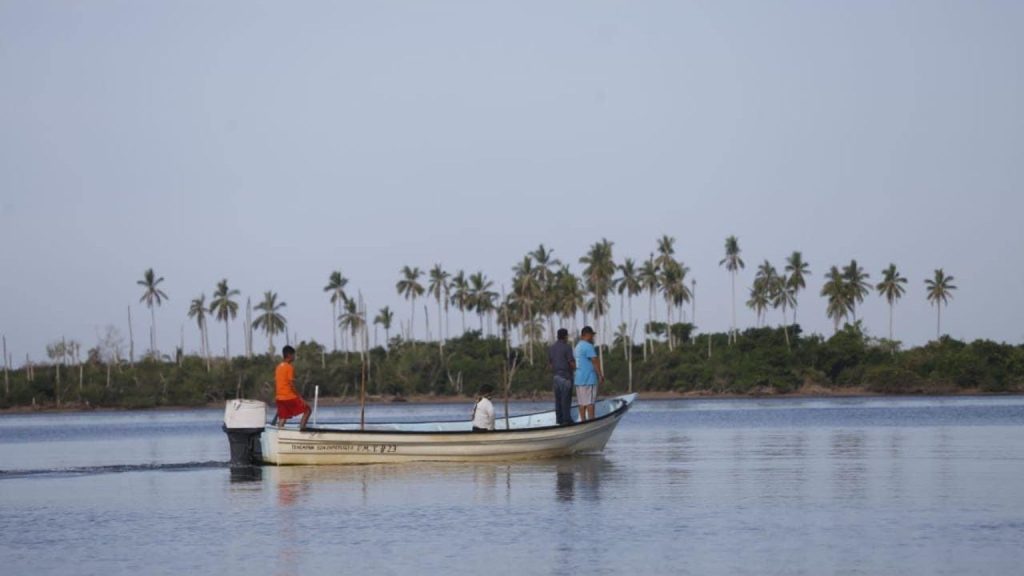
[
  {"left": 0, "top": 234, "right": 997, "bottom": 411},
  {"left": 2, "top": 325, "right": 1022, "bottom": 411}
]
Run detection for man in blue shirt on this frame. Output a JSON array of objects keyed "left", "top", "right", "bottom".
[{"left": 573, "top": 326, "right": 604, "bottom": 421}]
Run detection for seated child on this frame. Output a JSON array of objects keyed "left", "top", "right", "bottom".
[{"left": 471, "top": 384, "right": 495, "bottom": 432}]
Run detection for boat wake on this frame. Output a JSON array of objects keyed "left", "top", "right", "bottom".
[{"left": 0, "top": 460, "right": 228, "bottom": 479}]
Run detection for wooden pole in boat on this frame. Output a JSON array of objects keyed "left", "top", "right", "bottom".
[
  {"left": 501, "top": 286, "right": 511, "bottom": 430},
  {"left": 313, "top": 385, "right": 319, "bottom": 426},
  {"left": 504, "top": 352, "right": 518, "bottom": 431},
  {"left": 359, "top": 295, "right": 368, "bottom": 431},
  {"left": 502, "top": 360, "right": 508, "bottom": 429},
  {"left": 360, "top": 355, "right": 366, "bottom": 431}
]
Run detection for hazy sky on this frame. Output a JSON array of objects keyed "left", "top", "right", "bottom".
[{"left": 2, "top": 1, "right": 1022, "bottom": 363}]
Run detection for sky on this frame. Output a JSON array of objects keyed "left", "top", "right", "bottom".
[{"left": 1, "top": 1, "right": 1023, "bottom": 364}]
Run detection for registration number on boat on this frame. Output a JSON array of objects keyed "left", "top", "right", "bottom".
[{"left": 288, "top": 443, "right": 398, "bottom": 454}]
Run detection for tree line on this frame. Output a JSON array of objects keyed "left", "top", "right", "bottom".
[
  {"left": 0, "top": 234, "right": 980, "bottom": 409},
  {"left": 127, "top": 235, "right": 957, "bottom": 362}
]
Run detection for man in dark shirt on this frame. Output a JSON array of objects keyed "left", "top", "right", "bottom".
[{"left": 547, "top": 328, "right": 576, "bottom": 425}]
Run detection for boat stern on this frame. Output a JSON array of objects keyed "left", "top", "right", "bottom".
[{"left": 222, "top": 399, "right": 267, "bottom": 466}]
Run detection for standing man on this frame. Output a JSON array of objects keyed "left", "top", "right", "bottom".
[
  {"left": 275, "top": 345, "right": 311, "bottom": 430},
  {"left": 548, "top": 328, "right": 576, "bottom": 425},
  {"left": 573, "top": 326, "right": 604, "bottom": 421}
]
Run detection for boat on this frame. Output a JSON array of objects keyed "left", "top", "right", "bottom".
[{"left": 223, "top": 394, "right": 637, "bottom": 465}]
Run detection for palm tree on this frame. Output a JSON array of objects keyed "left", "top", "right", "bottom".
[
  {"left": 925, "top": 269, "right": 957, "bottom": 339},
  {"left": 580, "top": 238, "right": 615, "bottom": 348},
  {"left": 512, "top": 255, "right": 542, "bottom": 352},
  {"left": 449, "top": 271, "right": 470, "bottom": 335},
  {"left": 615, "top": 258, "right": 642, "bottom": 350},
  {"left": 821, "top": 266, "right": 851, "bottom": 333},
  {"left": 323, "top": 270, "right": 349, "bottom": 352},
  {"left": 639, "top": 254, "right": 660, "bottom": 355},
  {"left": 553, "top": 265, "right": 584, "bottom": 334},
  {"left": 784, "top": 251, "right": 810, "bottom": 325},
  {"left": 396, "top": 266, "right": 424, "bottom": 341},
  {"left": 530, "top": 244, "right": 560, "bottom": 339},
  {"left": 719, "top": 236, "right": 745, "bottom": 343},
  {"left": 374, "top": 306, "right": 394, "bottom": 349},
  {"left": 338, "top": 298, "right": 366, "bottom": 355},
  {"left": 468, "top": 272, "right": 497, "bottom": 334},
  {"left": 659, "top": 260, "right": 691, "bottom": 349},
  {"left": 655, "top": 235, "right": 676, "bottom": 270},
  {"left": 187, "top": 294, "right": 210, "bottom": 364},
  {"left": 209, "top": 279, "right": 240, "bottom": 359},
  {"left": 253, "top": 291, "right": 287, "bottom": 355},
  {"left": 746, "top": 277, "right": 770, "bottom": 328},
  {"left": 842, "top": 260, "right": 871, "bottom": 321},
  {"left": 770, "top": 272, "right": 796, "bottom": 349},
  {"left": 876, "top": 264, "right": 907, "bottom": 342},
  {"left": 427, "top": 264, "right": 450, "bottom": 344},
  {"left": 137, "top": 268, "right": 168, "bottom": 355}
]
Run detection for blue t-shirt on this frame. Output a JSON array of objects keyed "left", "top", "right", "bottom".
[{"left": 574, "top": 340, "right": 598, "bottom": 386}]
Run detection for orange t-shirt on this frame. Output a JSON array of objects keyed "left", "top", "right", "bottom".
[{"left": 275, "top": 362, "right": 298, "bottom": 400}]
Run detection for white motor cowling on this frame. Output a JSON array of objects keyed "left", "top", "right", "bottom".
[{"left": 223, "top": 400, "right": 267, "bottom": 466}]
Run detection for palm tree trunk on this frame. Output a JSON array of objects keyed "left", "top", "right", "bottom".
[
  {"left": 225, "top": 321, "right": 230, "bottom": 359},
  {"left": 203, "top": 321, "right": 211, "bottom": 372},
  {"left": 150, "top": 306, "right": 157, "bottom": 355},
  {"left": 889, "top": 301, "right": 894, "bottom": 341},
  {"left": 424, "top": 304, "right": 431, "bottom": 343},
  {"left": 332, "top": 301, "right": 338, "bottom": 352},
  {"left": 936, "top": 304, "right": 941, "bottom": 339},
  {"left": 127, "top": 305, "right": 135, "bottom": 365},
  {"left": 410, "top": 297, "right": 416, "bottom": 342},
  {"left": 781, "top": 303, "right": 790, "bottom": 350},
  {"left": 627, "top": 295, "right": 634, "bottom": 357},
  {"left": 730, "top": 271, "right": 736, "bottom": 344},
  {"left": 436, "top": 299, "right": 443, "bottom": 360}
]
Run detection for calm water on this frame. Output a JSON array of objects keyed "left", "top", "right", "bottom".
[{"left": 2, "top": 396, "right": 1024, "bottom": 576}]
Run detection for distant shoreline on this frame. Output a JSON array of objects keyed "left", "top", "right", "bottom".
[{"left": 2, "top": 387, "right": 1019, "bottom": 415}]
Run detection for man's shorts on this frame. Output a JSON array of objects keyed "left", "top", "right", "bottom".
[
  {"left": 276, "top": 397, "right": 308, "bottom": 419},
  {"left": 575, "top": 385, "right": 596, "bottom": 406}
]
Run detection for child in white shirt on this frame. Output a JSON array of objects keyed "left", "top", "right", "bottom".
[{"left": 471, "top": 384, "right": 495, "bottom": 432}]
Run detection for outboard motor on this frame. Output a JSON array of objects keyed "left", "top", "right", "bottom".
[{"left": 223, "top": 399, "right": 266, "bottom": 466}]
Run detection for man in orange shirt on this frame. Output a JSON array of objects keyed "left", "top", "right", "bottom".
[{"left": 275, "top": 345, "right": 311, "bottom": 430}]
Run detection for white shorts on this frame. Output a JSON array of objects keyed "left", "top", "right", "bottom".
[{"left": 575, "top": 385, "right": 596, "bottom": 406}]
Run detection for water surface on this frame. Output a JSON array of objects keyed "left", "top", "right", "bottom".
[{"left": 2, "top": 396, "right": 1023, "bottom": 575}]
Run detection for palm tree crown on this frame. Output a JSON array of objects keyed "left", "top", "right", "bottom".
[
  {"left": 253, "top": 291, "right": 287, "bottom": 354},
  {"left": 428, "top": 264, "right": 451, "bottom": 341},
  {"left": 323, "top": 270, "right": 349, "bottom": 352},
  {"left": 210, "top": 279, "right": 240, "bottom": 358},
  {"left": 876, "top": 263, "right": 907, "bottom": 342},
  {"left": 579, "top": 238, "right": 616, "bottom": 339},
  {"left": 821, "top": 266, "right": 852, "bottom": 333},
  {"left": 396, "top": 266, "right": 424, "bottom": 340},
  {"left": 449, "top": 270, "right": 470, "bottom": 334},
  {"left": 137, "top": 268, "right": 168, "bottom": 354},
  {"left": 925, "top": 269, "right": 957, "bottom": 339},
  {"left": 785, "top": 251, "right": 810, "bottom": 325},
  {"left": 719, "top": 235, "right": 744, "bottom": 342},
  {"left": 842, "top": 259, "right": 871, "bottom": 320}
]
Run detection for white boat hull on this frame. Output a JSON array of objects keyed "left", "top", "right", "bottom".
[{"left": 260, "top": 394, "right": 636, "bottom": 465}]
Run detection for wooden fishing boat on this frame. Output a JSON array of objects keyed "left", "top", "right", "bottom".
[{"left": 223, "top": 394, "right": 637, "bottom": 465}]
